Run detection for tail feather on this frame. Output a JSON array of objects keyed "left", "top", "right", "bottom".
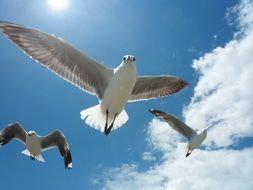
[
  {"left": 36, "top": 154, "right": 45, "bottom": 162},
  {"left": 21, "top": 149, "right": 30, "bottom": 156},
  {"left": 113, "top": 110, "right": 128, "bottom": 130},
  {"left": 21, "top": 149, "right": 45, "bottom": 162},
  {"left": 80, "top": 104, "right": 129, "bottom": 132}
]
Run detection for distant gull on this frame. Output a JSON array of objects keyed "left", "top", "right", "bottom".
[
  {"left": 0, "top": 122, "right": 72, "bottom": 169},
  {"left": 0, "top": 21, "right": 188, "bottom": 135},
  {"left": 149, "top": 109, "right": 215, "bottom": 157}
]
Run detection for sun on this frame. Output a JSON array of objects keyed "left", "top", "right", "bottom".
[{"left": 48, "top": 0, "right": 69, "bottom": 11}]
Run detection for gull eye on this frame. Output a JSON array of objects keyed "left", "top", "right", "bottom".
[
  {"left": 133, "top": 57, "right": 136, "bottom": 61},
  {"left": 123, "top": 57, "right": 126, "bottom": 61}
]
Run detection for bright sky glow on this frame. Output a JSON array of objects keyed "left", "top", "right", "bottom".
[
  {"left": 0, "top": 0, "right": 252, "bottom": 190},
  {"left": 47, "top": 0, "right": 69, "bottom": 11}
]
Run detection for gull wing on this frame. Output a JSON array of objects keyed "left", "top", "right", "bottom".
[
  {"left": 149, "top": 109, "right": 195, "bottom": 140},
  {"left": 0, "top": 122, "right": 27, "bottom": 146},
  {"left": 40, "top": 130, "right": 72, "bottom": 169},
  {"left": 0, "top": 21, "right": 113, "bottom": 99},
  {"left": 129, "top": 75, "right": 187, "bottom": 102}
]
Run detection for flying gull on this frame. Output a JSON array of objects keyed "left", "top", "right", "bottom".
[
  {"left": 0, "top": 122, "right": 72, "bottom": 169},
  {"left": 149, "top": 109, "right": 215, "bottom": 157},
  {"left": 0, "top": 21, "right": 188, "bottom": 135}
]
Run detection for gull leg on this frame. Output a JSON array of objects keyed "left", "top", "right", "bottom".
[
  {"left": 30, "top": 156, "right": 35, "bottom": 161},
  {"left": 104, "top": 109, "right": 109, "bottom": 135},
  {"left": 105, "top": 113, "right": 118, "bottom": 136}
]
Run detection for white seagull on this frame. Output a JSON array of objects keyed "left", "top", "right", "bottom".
[
  {"left": 0, "top": 21, "right": 187, "bottom": 135},
  {"left": 0, "top": 122, "right": 72, "bottom": 169},
  {"left": 149, "top": 109, "right": 215, "bottom": 157}
]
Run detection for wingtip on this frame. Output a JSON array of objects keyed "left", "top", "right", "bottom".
[
  {"left": 0, "top": 21, "right": 4, "bottom": 27},
  {"left": 64, "top": 149, "right": 72, "bottom": 169},
  {"left": 66, "top": 162, "right": 73, "bottom": 170},
  {"left": 149, "top": 109, "right": 160, "bottom": 115},
  {"left": 178, "top": 79, "right": 188, "bottom": 90},
  {"left": 169, "top": 78, "right": 189, "bottom": 95},
  {"left": 0, "top": 21, "right": 11, "bottom": 29},
  {"left": 0, "top": 135, "right": 3, "bottom": 147},
  {"left": 182, "top": 80, "right": 189, "bottom": 87},
  {"left": 149, "top": 109, "right": 155, "bottom": 114},
  {"left": 0, "top": 140, "right": 3, "bottom": 146},
  {"left": 0, "top": 20, "right": 20, "bottom": 27}
]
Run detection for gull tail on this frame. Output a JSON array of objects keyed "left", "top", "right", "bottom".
[
  {"left": 80, "top": 104, "right": 129, "bottom": 132},
  {"left": 35, "top": 154, "right": 45, "bottom": 162},
  {"left": 21, "top": 149, "right": 30, "bottom": 157},
  {"left": 21, "top": 149, "right": 45, "bottom": 162}
]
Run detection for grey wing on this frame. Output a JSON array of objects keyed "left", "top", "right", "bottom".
[
  {"left": 0, "top": 122, "right": 27, "bottom": 146},
  {"left": 149, "top": 109, "right": 195, "bottom": 140},
  {"left": 0, "top": 21, "right": 113, "bottom": 99},
  {"left": 40, "top": 130, "right": 72, "bottom": 169},
  {"left": 129, "top": 75, "right": 188, "bottom": 102}
]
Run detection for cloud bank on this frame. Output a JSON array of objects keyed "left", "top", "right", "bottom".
[
  {"left": 96, "top": 0, "right": 253, "bottom": 189},
  {"left": 184, "top": 0, "right": 253, "bottom": 148}
]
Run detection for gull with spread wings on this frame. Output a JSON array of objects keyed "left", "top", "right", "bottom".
[
  {"left": 149, "top": 109, "right": 216, "bottom": 157},
  {"left": 0, "top": 122, "right": 72, "bottom": 169},
  {"left": 0, "top": 21, "right": 187, "bottom": 135}
]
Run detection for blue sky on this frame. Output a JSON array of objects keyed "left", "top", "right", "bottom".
[{"left": 1, "top": 0, "right": 253, "bottom": 189}]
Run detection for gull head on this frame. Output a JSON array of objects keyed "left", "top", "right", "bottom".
[
  {"left": 149, "top": 109, "right": 165, "bottom": 120},
  {"left": 123, "top": 55, "right": 136, "bottom": 62},
  {"left": 27, "top": 131, "right": 37, "bottom": 137}
]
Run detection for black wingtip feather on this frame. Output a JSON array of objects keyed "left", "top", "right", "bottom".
[
  {"left": 64, "top": 149, "right": 72, "bottom": 169},
  {"left": 0, "top": 134, "right": 10, "bottom": 146}
]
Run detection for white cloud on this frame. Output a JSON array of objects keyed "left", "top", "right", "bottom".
[
  {"left": 146, "top": 119, "right": 182, "bottom": 154},
  {"left": 96, "top": 1, "right": 253, "bottom": 189},
  {"left": 142, "top": 151, "right": 156, "bottom": 161},
  {"left": 100, "top": 148, "right": 253, "bottom": 190},
  {"left": 183, "top": 1, "right": 253, "bottom": 147}
]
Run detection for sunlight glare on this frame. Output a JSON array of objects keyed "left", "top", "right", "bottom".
[{"left": 48, "top": 0, "right": 69, "bottom": 11}]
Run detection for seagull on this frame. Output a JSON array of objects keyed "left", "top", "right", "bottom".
[
  {"left": 0, "top": 122, "right": 72, "bottom": 169},
  {"left": 0, "top": 21, "right": 188, "bottom": 135},
  {"left": 149, "top": 109, "right": 215, "bottom": 157}
]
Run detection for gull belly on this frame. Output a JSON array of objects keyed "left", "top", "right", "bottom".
[
  {"left": 80, "top": 60, "right": 136, "bottom": 132},
  {"left": 26, "top": 135, "right": 41, "bottom": 157},
  {"left": 188, "top": 131, "right": 207, "bottom": 150},
  {"left": 101, "top": 62, "right": 136, "bottom": 120}
]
